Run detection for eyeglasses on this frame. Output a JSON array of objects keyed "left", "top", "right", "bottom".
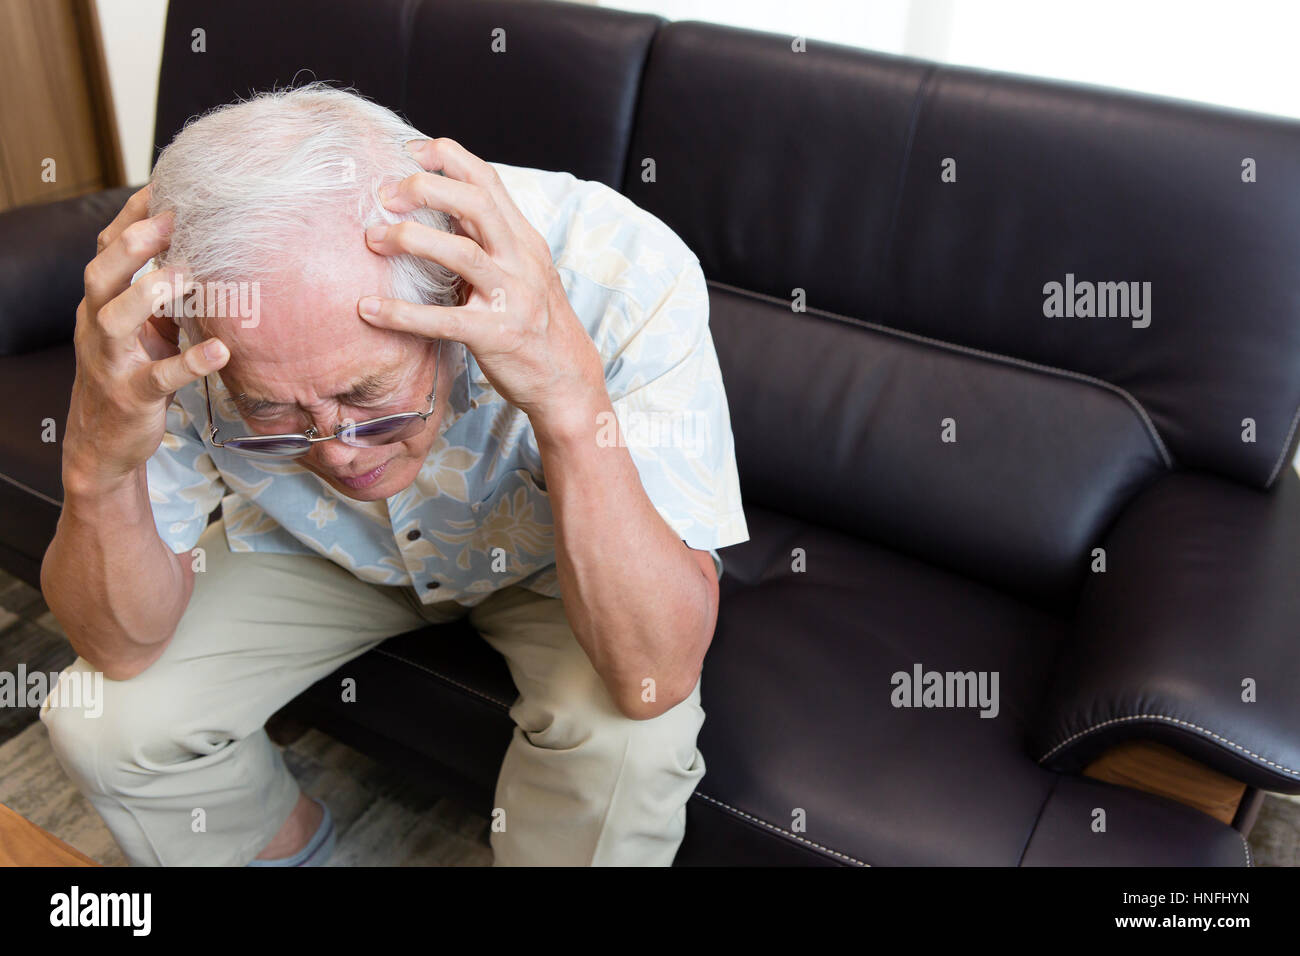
[{"left": 203, "top": 339, "right": 443, "bottom": 460}]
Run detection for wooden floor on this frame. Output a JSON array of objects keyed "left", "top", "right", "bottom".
[
  {"left": 0, "top": 801, "right": 99, "bottom": 866},
  {"left": 2, "top": 565, "right": 1297, "bottom": 867},
  {"left": 0, "top": 568, "right": 492, "bottom": 866},
  {"left": 0, "top": 717, "right": 493, "bottom": 867}
]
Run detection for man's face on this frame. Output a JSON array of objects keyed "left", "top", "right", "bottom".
[{"left": 205, "top": 228, "right": 446, "bottom": 501}]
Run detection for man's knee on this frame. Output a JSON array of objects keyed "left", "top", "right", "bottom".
[
  {"left": 519, "top": 665, "right": 704, "bottom": 777},
  {"left": 40, "top": 657, "right": 193, "bottom": 791},
  {"left": 624, "top": 674, "right": 706, "bottom": 778}
]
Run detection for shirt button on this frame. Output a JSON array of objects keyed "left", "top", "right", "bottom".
[
  {"left": 406, "top": 529, "right": 421, "bottom": 541},
  {"left": 426, "top": 581, "right": 440, "bottom": 590}
]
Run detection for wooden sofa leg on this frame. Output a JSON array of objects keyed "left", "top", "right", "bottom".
[{"left": 1083, "top": 740, "right": 1246, "bottom": 825}]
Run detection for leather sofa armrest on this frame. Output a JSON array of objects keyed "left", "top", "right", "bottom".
[
  {"left": 0, "top": 186, "right": 138, "bottom": 356},
  {"left": 1031, "top": 467, "right": 1300, "bottom": 792}
]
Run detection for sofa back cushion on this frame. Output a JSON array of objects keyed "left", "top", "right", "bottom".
[
  {"left": 154, "top": 0, "right": 661, "bottom": 190},
  {"left": 624, "top": 21, "right": 1300, "bottom": 604}
]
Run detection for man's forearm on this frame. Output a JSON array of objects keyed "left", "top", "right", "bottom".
[
  {"left": 42, "top": 463, "right": 195, "bottom": 681},
  {"left": 533, "top": 392, "right": 717, "bottom": 721}
]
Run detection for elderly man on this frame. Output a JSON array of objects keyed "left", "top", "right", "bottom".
[{"left": 38, "top": 85, "right": 747, "bottom": 866}]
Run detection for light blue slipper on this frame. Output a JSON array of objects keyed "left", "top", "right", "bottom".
[{"left": 247, "top": 798, "right": 335, "bottom": 867}]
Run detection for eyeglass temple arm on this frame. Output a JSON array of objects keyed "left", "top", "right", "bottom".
[{"left": 203, "top": 375, "right": 222, "bottom": 445}]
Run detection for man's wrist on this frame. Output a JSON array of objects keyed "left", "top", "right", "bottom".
[
  {"left": 529, "top": 386, "right": 612, "bottom": 450},
  {"left": 61, "top": 450, "right": 141, "bottom": 504},
  {"left": 526, "top": 336, "right": 611, "bottom": 447}
]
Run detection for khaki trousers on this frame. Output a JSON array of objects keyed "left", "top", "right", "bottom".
[{"left": 39, "top": 517, "right": 706, "bottom": 866}]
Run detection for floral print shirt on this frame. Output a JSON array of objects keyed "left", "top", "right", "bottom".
[{"left": 145, "top": 161, "right": 749, "bottom": 606}]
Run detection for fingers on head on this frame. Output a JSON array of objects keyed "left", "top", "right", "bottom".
[
  {"left": 139, "top": 338, "right": 224, "bottom": 402},
  {"left": 378, "top": 298, "right": 467, "bottom": 346},
  {"left": 86, "top": 217, "right": 173, "bottom": 304},
  {"left": 93, "top": 265, "right": 185, "bottom": 348},
  {"left": 409, "top": 138, "right": 497, "bottom": 186},
  {"left": 413, "top": 139, "right": 512, "bottom": 212},
  {"left": 380, "top": 221, "right": 495, "bottom": 286},
  {"left": 97, "top": 185, "right": 155, "bottom": 254}
]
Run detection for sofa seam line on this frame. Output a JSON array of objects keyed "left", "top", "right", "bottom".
[
  {"left": 372, "top": 648, "right": 513, "bottom": 711},
  {"left": 705, "top": 277, "right": 1174, "bottom": 468},
  {"left": 615, "top": 14, "right": 667, "bottom": 193},
  {"left": 1016, "top": 772, "right": 1060, "bottom": 867},
  {"left": 691, "top": 792, "right": 869, "bottom": 865},
  {"left": 878, "top": 63, "right": 936, "bottom": 293},
  {"left": 1264, "top": 400, "right": 1300, "bottom": 488},
  {"left": 0, "top": 468, "right": 62, "bottom": 508},
  {"left": 1037, "top": 713, "right": 1300, "bottom": 778},
  {"left": 394, "top": 0, "right": 422, "bottom": 123}
]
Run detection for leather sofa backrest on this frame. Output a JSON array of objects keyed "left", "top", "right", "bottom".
[
  {"left": 624, "top": 22, "right": 1300, "bottom": 492},
  {"left": 154, "top": 0, "right": 661, "bottom": 190},
  {"left": 624, "top": 21, "right": 1300, "bottom": 605}
]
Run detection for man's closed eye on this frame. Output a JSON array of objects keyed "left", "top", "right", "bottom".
[{"left": 244, "top": 396, "right": 401, "bottom": 431}]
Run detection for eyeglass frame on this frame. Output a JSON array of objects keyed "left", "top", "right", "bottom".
[{"left": 202, "top": 338, "right": 444, "bottom": 457}]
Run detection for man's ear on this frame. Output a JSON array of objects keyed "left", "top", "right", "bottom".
[
  {"left": 177, "top": 312, "right": 199, "bottom": 345},
  {"left": 178, "top": 312, "right": 213, "bottom": 351}
]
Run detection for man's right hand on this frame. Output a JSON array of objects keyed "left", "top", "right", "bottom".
[{"left": 63, "top": 185, "right": 230, "bottom": 495}]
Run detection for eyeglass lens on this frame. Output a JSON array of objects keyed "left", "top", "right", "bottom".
[{"left": 223, "top": 413, "right": 427, "bottom": 459}]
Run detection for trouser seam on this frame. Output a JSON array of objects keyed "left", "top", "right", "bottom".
[{"left": 586, "top": 731, "right": 634, "bottom": 865}]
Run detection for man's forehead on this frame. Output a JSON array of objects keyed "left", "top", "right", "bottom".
[
  {"left": 229, "top": 358, "right": 410, "bottom": 407},
  {"left": 202, "top": 228, "right": 421, "bottom": 400},
  {"left": 219, "top": 315, "right": 423, "bottom": 404},
  {"left": 214, "top": 236, "right": 394, "bottom": 345},
  {"left": 218, "top": 335, "right": 425, "bottom": 406}
]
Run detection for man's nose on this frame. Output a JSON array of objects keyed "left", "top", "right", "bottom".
[
  {"left": 308, "top": 412, "right": 361, "bottom": 468},
  {"left": 312, "top": 434, "right": 363, "bottom": 469}
]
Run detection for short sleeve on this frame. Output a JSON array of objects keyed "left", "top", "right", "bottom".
[
  {"left": 145, "top": 394, "right": 227, "bottom": 554},
  {"left": 602, "top": 256, "right": 749, "bottom": 575}
]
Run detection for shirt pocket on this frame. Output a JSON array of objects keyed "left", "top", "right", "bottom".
[{"left": 463, "top": 468, "right": 555, "bottom": 575}]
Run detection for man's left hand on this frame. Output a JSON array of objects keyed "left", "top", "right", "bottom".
[{"left": 358, "top": 137, "right": 606, "bottom": 437}]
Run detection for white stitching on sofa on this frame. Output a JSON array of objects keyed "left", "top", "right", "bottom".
[
  {"left": 707, "top": 279, "right": 1174, "bottom": 467},
  {"left": 1038, "top": 713, "right": 1300, "bottom": 779},
  {"left": 691, "top": 792, "right": 869, "bottom": 866},
  {"left": 1265, "top": 400, "right": 1300, "bottom": 488},
  {"left": 1241, "top": 834, "right": 1252, "bottom": 867},
  {"left": 373, "top": 648, "right": 514, "bottom": 710},
  {"left": 358, "top": 650, "right": 1268, "bottom": 868}
]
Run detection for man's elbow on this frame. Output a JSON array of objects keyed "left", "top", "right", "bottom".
[
  {"left": 97, "top": 652, "right": 159, "bottom": 683},
  {"left": 615, "top": 642, "right": 712, "bottom": 721},
  {"left": 613, "top": 573, "right": 717, "bottom": 720},
  {"left": 616, "top": 678, "right": 690, "bottom": 721}
]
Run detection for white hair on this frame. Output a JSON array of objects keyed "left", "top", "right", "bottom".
[{"left": 148, "top": 82, "right": 464, "bottom": 325}]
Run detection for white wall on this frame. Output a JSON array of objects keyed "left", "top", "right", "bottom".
[
  {"left": 605, "top": 0, "right": 913, "bottom": 56},
  {"left": 940, "top": 0, "right": 1300, "bottom": 120},
  {"left": 600, "top": 0, "right": 1300, "bottom": 120},
  {"left": 95, "top": 0, "right": 168, "bottom": 185}
]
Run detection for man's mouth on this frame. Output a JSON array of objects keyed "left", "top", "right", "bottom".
[{"left": 336, "top": 460, "right": 390, "bottom": 489}]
